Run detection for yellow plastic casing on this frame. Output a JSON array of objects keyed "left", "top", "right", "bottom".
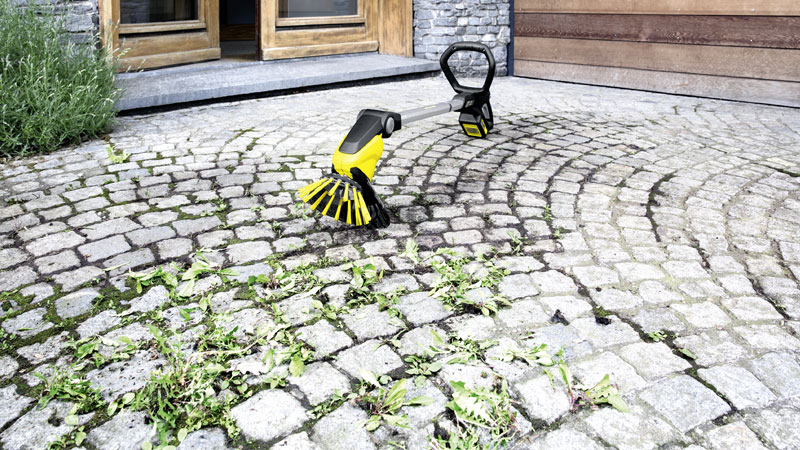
[
  {"left": 331, "top": 133, "right": 384, "bottom": 181},
  {"left": 461, "top": 118, "right": 488, "bottom": 138}
]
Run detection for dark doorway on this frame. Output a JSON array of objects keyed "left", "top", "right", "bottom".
[{"left": 220, "top": 0, "right": 257, "bottom": 60}]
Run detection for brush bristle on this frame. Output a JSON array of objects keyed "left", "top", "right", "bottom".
[{"left": 297, "top": 173, "right": 370, "bottom": 226}]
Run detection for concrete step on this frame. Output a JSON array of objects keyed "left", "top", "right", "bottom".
[{"left": 115, "top": 53, "right": 441, "bottom": 111}]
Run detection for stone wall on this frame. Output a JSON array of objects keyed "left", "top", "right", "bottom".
[
  {"left": 14, "top": 0, "right": 99, "bottom": 44},
  {"left": 413, "top": 0, "right": 511, "bottom": 76}
]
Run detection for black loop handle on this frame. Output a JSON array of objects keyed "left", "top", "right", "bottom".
[{"left": 439, "top": 41, "right": 496, "bottom": 95}]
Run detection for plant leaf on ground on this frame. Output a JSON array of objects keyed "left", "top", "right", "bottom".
[
  {"left": 426, "top": 330, "right": 497, "bottom": 365},
  {"left": 428, "top": 250, "right": 510, "bottom": 315},
  {"left": 35, "top": 366, "right": 104, "bottom": 414},
  {"left": 105, "top": 143, "right": 130, "bottom": 164},
  {"left": 404, "top": 355, "right": 443, "bottom": 388},
  {"left": 120, "top": 322, "right": 273, "bottom": 448},
  {"left": 444, "top": 379, "right": 521, "bottom": 447},
  {"left": 358, "top": 369, "right": 434, "bottom": 431},
  {"left": 497, "top": 342, "right": 555, "bottom": 368}
]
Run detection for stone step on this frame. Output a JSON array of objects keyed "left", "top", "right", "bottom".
[{"left": 115, "top": 53, "right": 441, "bottom": 111}]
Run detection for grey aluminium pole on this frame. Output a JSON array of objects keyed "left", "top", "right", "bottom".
[{"left": 399, "top": 97, "right": 465, "bottom": 125}]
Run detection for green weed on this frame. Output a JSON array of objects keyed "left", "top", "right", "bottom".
[
  {"left": 428, "top": 250, "right": 510, "bottom": 315},
  {"left": 426, "top": 330, "right": 497, "bottom": 365},
  {"left": 358, "top": 369, "right": 434, "bottom": 431},
  {"left": 497, "top": 342, "right": 555, "bottom": 368},
  {"left": 124, "top": 324, "right": 258, "bottom": 447},
  {"left": 404, "top": 355, "right": 443, "bottom": 388},
  {"left": 105, "top": 144, "right": 130, "bottom": 164},
  {"left": 444, "top": 379, "right": 521, "bottom": 447},
  {"left": 35, "top": 366, "right": 104, "bottom": 414}
]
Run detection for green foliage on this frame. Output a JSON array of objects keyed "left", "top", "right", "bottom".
[
  {"left": 349, "top": 261, "right": 383, "bottom": 293},
  {"left": 0, "top": 325, "right": 17, "bottom": 351},
  {"left": 549, "top": 350, "right": 629, "bottom": 413},
  {"left": 35, "top": 366, "right": 104, "bottom": 414},
  {"left": 129, "top": 266, "right": 179, "bottom": 295},
  {"left": 179, "top": 254, "right": 238, "bottom": 298},
  {"left": 430, "top": 423, "right": 487, "bottom": 450},
  {"left": 648, "top": 330, "right": 668, "bottom": 342},
  {"left": 497, "top": 342, "right": 555, "bottom": 367},
  {"left": 404, "top": 355, "right": 443, "bottom": 388},
  {"left": 256, "top": 263, "right": 323, "bottom": 302},
  {"left": 309, "top": 390, "right": 348, "bottom": 419},
  {"left": 582, "top": 374, "right": 629, "bottom": 413},
  {"left": 261, "top": 325, "right": 314, "bottom": 378},
  {"left": 105, "top": 143, "right": 129, "bottom": 163},
  {"left": 358, "top": 369, "right": 434, "bottom": 431},
  {"left": 67, "top": 334, "right": 139, "bottom": 368},
  {"left": 399, "top": 239, "right": 421, "bottom": 265},
  {"left": 507, "top": 231, "right": 528, "bottom": 256},
  {"left": 428, "top": 250, "right": 510, "bottom": 315},
  {"left": 0, "top": 0, "right": 119, "bottom": 157},
  {"left": 543, "top": 204, "right": 552, "bottom": 223},
  {"left": 47, "top": 425, "right": 88, "bottom": 450},
  {"left": 444, "top": 380, "right": 520, "bottom": 447},
  {"left": 426, "top": 330, "right": 497, "bottom": 365},
  {"left": 125, "top": 324, "right": 258, "bottom": 448},
  {"left": 309, "top": 298, "right": 345, "bottom": 321}
]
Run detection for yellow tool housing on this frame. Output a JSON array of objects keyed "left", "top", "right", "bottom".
[{"left": 332, "top": 133, "right": 384, "bottom": 181}]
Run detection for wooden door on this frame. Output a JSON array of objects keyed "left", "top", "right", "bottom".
[
  {"left": 513, "top": 0, "right": 800, "bottom": 107},
  {"left": 259, "top": 0, "right": 379, "bottom": 60},
  {"left": 100, "top": 0, "right": 221, "bottom": 71}
]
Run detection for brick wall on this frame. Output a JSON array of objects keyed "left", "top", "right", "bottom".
[{"left": 413, "top": 0, "right": 511, "bottom": 76}]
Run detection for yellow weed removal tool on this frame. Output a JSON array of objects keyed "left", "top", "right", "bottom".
[{"left": 298, "top": 41, "right": 496, "bottom": 229}]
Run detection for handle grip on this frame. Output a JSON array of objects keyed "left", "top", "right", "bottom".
[{"left": 439, "top": 41, "right": 496, "bottom": 95}]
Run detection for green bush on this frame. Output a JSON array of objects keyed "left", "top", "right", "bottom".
[{"left": 0, "top": 0, "right": 119, "bottom": 158}]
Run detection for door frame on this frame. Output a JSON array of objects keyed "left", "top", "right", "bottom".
[
  {"left": 99, "top": 0, "right": 221, "bottom": 71},
  {"left": 259, "top": 0, "right": 379, "bottom": 60},
  {"left": 100, "top": 0, "right": 413, "bottom": 69}
]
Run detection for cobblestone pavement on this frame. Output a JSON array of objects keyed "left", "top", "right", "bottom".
[{"left": 2, "top": 77, "right": 800, "bottom": 450}]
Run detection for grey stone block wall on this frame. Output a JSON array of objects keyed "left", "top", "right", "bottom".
[
  {"left": 14, "top": 0, "right": 99, "bottom": 43},
  {"left": 413, "top": 0, "right": 511, "bottom": 76}
]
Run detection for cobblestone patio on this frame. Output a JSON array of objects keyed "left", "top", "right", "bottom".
[{"left": 1, "top": 77, "right": 800, "bottom": 450}]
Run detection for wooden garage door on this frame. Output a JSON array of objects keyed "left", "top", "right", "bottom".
[{"left": 513, "top": 1, "right": 800, "bottom": 107}]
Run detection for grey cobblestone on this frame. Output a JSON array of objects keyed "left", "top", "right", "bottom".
[
  {"left": 79, "top": 235, "right": 131, "bottom": 262},
  {"left": 1, "top": 77, "right": 800, "bottom": 449},
  {"left": 231, "top": 390, "right": 307, "bottom": 443}
]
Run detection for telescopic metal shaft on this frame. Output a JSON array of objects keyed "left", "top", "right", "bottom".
[{"left": 399, "top": 97, "right": 465, "bottom": 125}]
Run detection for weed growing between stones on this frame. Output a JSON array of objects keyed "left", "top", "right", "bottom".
[
  {"left": 443, "top": 379, "right": 521, "bottom": 447},
  {"left": 122, "top": 324, "right": 253, "bottom": 447},
  {"left": 647, "top": 330, "right": 668, "bottom": 342},
  {"left": 105, "top": 144, "right": 130, "bottom": 164},
  {"left": 427, "top": 330, "right": 498, "bottom": 365},
  {"left": 358, "top": 369, "right": 434, "bottom": 430},
  {"left": 345, "top": 261, "right": 407, "bottom": 319},
  {"left": 404, "top": 355, "right": 444, "bottom": 388},
  {"left": 47, "top": 426, "right": 89, "bottom": 450},
  {"left": 0, "top": 325, "right": 17, "bottom": 351},
  {"left": 427, "top": 248, "right": 511, "bottom": 315},
  {"left": 497, "top": 342, "right": 554, "bottom": 368},
  {"left": 35, "top": 366, "right": 104, "bottom": 414},
  {"left": 507, "top": 231, "right": 529, "bottom": 256},
  {"left": 129, "top": 266, "right": 179, "bottom": 295},
  {"left": 67, "top": 334, "right": 140, "bottom": 368},
  {"left": 6, "top": 236, "right": 635, "bottom": 449}
]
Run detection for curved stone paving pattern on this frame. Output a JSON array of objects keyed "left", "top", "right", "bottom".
[{"left": 1, "top": 77, "right": 800, "bottom": 449}]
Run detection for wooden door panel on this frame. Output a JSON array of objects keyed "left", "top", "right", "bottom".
[
  {"left": 103, "top": 0, "right": 220, "bottom": 70},
  {"left": 261, "top": 0, "right": 379, "bottom": 60}
]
